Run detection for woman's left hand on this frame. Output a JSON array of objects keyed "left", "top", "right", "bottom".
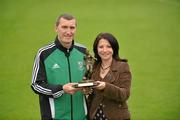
[{"left": 95, "top": 81, "right": 106, "bottom": 90}]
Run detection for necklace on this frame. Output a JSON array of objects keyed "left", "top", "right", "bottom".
[{"left": 101, "top": 65, "right": 111, "bottom": 74}]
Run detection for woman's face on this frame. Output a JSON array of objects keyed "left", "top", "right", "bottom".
[{"left": 97, "top": 39, "right": 113, "bottom": 61}]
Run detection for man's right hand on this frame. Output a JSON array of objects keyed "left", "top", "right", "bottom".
[{"left": 63, "top": 83, "right": 81, "bottom": 94}]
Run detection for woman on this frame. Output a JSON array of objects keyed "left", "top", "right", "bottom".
[{"left": 87, "top": 32, "right": 132, "bottom": 120}]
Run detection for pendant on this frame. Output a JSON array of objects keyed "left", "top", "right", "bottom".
[{"left": 101, "top": 69, "right": 105, "bottom": 74}]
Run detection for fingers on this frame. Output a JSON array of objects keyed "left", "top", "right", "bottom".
[
  {"left": 82, "top": 87, "right": 93, "bottom": 95},
  {"left": 63, "top": 83, "right": 80, "bottom": 94},
  {"left": 62, "top": 81, "right": 106, "bottom": 95},
  {"left": 94, "top": 81, "right": 106, "bottom": 90}
]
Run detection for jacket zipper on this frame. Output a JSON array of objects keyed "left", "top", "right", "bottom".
[{"left": 66, "top": 49, "right": 73, "bottom": 120}]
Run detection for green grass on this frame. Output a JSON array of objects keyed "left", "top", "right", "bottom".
[{"left": 0, "top": 0, "right": 179, "bottom": 119}]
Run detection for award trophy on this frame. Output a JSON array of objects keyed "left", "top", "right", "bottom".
[{"left": 73, "top": 50, "right": 98, "bottom": 88}]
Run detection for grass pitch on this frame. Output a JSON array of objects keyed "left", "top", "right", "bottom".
[{"left": 0, "top": 0, "right": 179, "bottom": 119}]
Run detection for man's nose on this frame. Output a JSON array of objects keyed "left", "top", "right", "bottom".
[{"left": 66, "top": 28, "right": 72, "bottom": 34}]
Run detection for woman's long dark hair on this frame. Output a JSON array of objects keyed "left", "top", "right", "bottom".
[{"left": 93, "top": 32, "right": 127, "bottom": 65}]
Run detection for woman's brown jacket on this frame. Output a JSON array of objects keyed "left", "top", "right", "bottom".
[{"left": 88, "top": 59, "right": 132, "bottom": 120}]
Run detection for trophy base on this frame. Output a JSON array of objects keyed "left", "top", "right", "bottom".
[{"left": 73, "top": 80, "right": 99, "bottom": 88}]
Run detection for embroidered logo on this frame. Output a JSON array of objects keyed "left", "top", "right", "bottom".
[
  {"left": 78, "top": 61, "right": 84, "bottom": 70},
  {"left": 52, "top": 63, "right": 60, "bottom": 69}
]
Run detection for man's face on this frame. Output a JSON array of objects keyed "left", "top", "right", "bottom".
[{"left": 56, "top": 18, "right": 76, "bottom": 45}]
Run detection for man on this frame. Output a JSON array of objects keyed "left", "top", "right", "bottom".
[{"left": 31, "top": 13, "right": 87, "bottom": 120}]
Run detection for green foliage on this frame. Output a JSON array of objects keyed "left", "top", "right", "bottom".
[{"left": 0, "top": 0, "right": 179, "bottom": 119}]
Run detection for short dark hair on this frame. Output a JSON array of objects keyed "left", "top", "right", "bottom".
[
  {"left": 93, "top": 32, "right": 127, "bottom": 64},
  {"left": 56, "top": 13, "right": 76, "bottom": 26}
]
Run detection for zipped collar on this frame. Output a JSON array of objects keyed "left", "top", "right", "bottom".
[{"left": 54, "top": 36, "right": 74, "bottom": 55}]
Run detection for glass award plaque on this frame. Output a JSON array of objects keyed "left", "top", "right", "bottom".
[{"left": 73, "top": 80, "right": 99, "bottom": 88}]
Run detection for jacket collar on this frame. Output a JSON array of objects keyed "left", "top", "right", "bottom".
[
  {"left": 106, "top": 59, "right": 119, "bottom": 83},
  {"left": 111, "top": 59, "right": 119, "bottom": 72},
  {"left": 54, "top": 36, "right": 74, "bottom": 54},
  {"left": 93, "top": 59, "right": 119, "bottom": 83}
]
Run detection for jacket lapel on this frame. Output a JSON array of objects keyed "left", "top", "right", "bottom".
[{"left": 104, "top": 59, "right": 119, "bottom": 83}]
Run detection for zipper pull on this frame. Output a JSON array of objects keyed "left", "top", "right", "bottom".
[{"left": 65, "top": 49, "right": 70, "bottom": 57}]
